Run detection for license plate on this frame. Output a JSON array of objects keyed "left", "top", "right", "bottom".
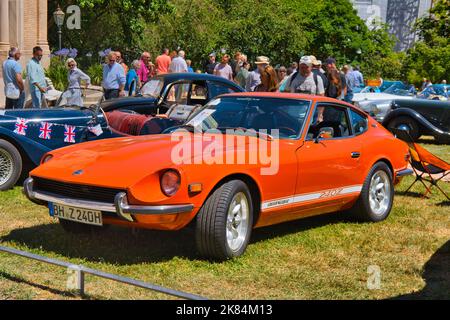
[{"left": 49, "top": 203, "right": 103, "bottom": 226}]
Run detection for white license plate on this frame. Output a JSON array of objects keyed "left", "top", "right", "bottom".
[{"left": 50, "top": 203, "right": 103, "bottom": 226}]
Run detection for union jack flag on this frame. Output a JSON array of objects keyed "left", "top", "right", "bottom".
[
  {"left": 14, "top": 118, "right": 28, "bottom": 136},
  {"left": 39, "top": 122, "right": 53, "bottom": 140},
  {"left": 64, "top": 125, "right": 76, "bottom": 143}
]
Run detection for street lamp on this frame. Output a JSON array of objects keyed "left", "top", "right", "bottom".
[{"left": 53, "top": 5, "right": 65, "bottom": 51}]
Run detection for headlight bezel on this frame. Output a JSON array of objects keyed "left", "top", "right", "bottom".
[{"left": 40, "top": 154, "right": 54, "bottom": 164}]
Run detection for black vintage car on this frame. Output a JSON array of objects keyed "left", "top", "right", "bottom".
[{"left": 381, "top": 99, "right": 450, "bottom": 143}]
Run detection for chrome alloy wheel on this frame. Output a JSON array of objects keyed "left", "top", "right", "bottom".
[
  {"left": 369, "top": 171, "right": 391, "bottom": 216},
  {"left": 0, "top": 148, "right": 13, "bottom": 187},
  {"left": 226, "top": 192, "right": 250, "bottom": 252}
]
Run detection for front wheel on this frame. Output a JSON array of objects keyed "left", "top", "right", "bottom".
[
  {"left": 0, "top": 139, "right": 23, "bottom": 191},
  {"left": 349, "top": 162, "right": 394, "bottom": 222},
  {"left": 195, "top": 180, "right": 254, "bottom": 260}
]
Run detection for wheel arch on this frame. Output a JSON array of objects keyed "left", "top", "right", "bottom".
[
  {"left": 204, "top": 173, "right": 262, "bottom": 226},
  {"left": 382, "top": 108, "right": 438, "bottom": 136},
  {"left": 0, "top": 133, "right": 34, "bottom": 168}
]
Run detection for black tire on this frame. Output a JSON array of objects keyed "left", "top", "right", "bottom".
[
  {"left": 195, "top": 180, "right": 254, "bottom": 260},
  {"left": 59, "top": 219, "right": 105, "bottom": 234},
  {"left": 387, "top": 116, "right": 420, "bottom": 141},
  {"left": 349, "top": 162, "right": 394, "bottom": 222},
  {"left": 0, "top": 139, "right": 23, "bottom": 191}
]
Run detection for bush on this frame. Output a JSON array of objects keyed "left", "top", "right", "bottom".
[
  {"left": 45, "top": 57, "right": 68, "bottom": 91},
  {"left": 87, "top": 64, "right": 104, "bottom": 86}
]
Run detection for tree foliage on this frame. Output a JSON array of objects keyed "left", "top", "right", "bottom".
[{"left": 403, "top": 0, "right": 450, "bottom": 84}]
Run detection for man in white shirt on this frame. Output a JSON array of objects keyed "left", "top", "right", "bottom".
[
  {"left": 287, "top": 56, "right": 325, "bottom": 96},
  {"left": 169, "top": 51, "right": 188, "bottom": 73}
]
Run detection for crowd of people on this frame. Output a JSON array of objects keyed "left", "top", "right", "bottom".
[{"left": 3, "top": 46, "right": 447, "bottom": 109}]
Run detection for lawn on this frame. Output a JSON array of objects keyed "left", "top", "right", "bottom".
[{"left": 0, "top": 139, "right": 448, "bottom": 300}]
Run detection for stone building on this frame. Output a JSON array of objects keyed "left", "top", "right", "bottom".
[
  {"left": 351, "top": 0, "right": 434, "bottom": 51},
  {"left": 0, "top": 0, "right": 50, "bottom": 106}
]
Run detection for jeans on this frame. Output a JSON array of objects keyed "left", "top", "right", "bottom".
[
  {"left": 104, "top": 89, "right": 119, "bottom": 100},
  {"left": 344, "top": 91, "right": 354, "bottom": 104},
  {"left": 30, "top": 89, "right": 45, "bottom": 108},
  {"left": 5, "top": 91, "right": 25, "bottom": 109}
]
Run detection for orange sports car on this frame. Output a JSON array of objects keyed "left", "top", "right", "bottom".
[{"left": 24, "top": 93, "right": 412, "bottom": 260}]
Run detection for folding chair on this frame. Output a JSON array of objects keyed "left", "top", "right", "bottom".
[{"left": 391, "top": 128, "right": 450, "bottom": 200}]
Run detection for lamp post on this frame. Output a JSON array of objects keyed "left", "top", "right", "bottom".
[{"left": 53, "top": 5, "right": 65, "bottom": 51}]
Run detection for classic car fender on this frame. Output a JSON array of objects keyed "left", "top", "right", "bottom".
[
  {"left": 382, "top": 107, "right": 450, "bottom": 138},
  {"left": 0, "top": 126, "right": 51, "bottom": 165}
]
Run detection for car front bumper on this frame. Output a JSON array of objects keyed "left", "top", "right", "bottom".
[{"left": 23, "top": 177, "right": 194, "bottom": 222}]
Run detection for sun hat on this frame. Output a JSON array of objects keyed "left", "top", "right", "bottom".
[
  {"left": 310, "top": 56, "right": 321, "bottom": 66},
  {"left": 255, "top": 56, "right": 270, "bottom": 65},
  {"left": 299, "top": 55, "right": 313, "bottom": 67}
]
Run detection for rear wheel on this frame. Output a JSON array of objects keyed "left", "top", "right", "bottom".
[
  {"left": 349, "top": 162, "right": 394, "bottom": 222},
  {"left": 387, "top": 116, "right": 420, "bottom": 141},
  {"left": 0, "top": 139, "right": 22, "bottom": 191},
  {"left": 195, "top": 180, "right": 253, "bottom": 260}
]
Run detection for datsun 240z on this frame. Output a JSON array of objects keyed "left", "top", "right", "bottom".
[{"left": 24, "top": 93, "right": 412, "bottom": 260}]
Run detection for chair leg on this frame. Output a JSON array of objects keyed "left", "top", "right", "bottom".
[
  {"left": 434, "top": 182, "right": 450, "bottom": 201},
  {"left": 405, "top": 172, "right": 423, "bottom": 194},
  {"left": 420, "top": 179, "right": 433, "bottom": 199}
]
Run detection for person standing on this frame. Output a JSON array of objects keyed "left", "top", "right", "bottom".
[
  {"left": 155, "top": 48, "right": 171, "bottom": 75},
  {"left": 246, "top": 62, "right": 262, "bottom": 92},
  {"left": 352, "top": 66, "right": 364, "bottom": 89},
  {"left": 214, "top": 54, "right": 233, "bottom": 81},
  {"left": 125, "top": 60, "right": 141, "bottom": 96},
  {"left": 325, "top": 57, "right": 347, "bottom": 100},
  {"left": 26, "top": 46, "right": 47, "bottom": 108},
  {"left": 204, "top": 53, "right": 218, "bottom": 74},
  {"left": 169, "top": 50, "right": 188, "bottom": 73},
  {"left": 102, "top": 52, "right": 126, "bottom": 100},
  {"left": 255, "top": 65, "right": 279, "bottom": 92},
  {"left": 235, "top": 61, "right": 250, "bottom": 88},
  {"left": 2, "top": 47, "right": 25, "bottom": 109},
  {"left": 137, "top": 52, "right": 153, "bottom": 84},
  {"left": 286, "top": 56, "right": 325, "bottom": 96},
  {"left": 230, "top": 51, "right": 242, "bottom": 80},
  {"left": 65, "top": 58, "right": 91, "bottom": 106},
  {"left": 186, "top": 60, "right": 194, "bottom": 73},
  {"left": 311, "top": 56, "right": 329, "bottom": 96},
  {"left": 116, "top": 51, "right": 128, "bottom": 75}
]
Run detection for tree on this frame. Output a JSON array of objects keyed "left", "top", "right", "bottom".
[{"left": 403, "top": 0, "right": 450, "bottom": 84}]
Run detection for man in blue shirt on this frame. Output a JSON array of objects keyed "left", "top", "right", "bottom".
[
  {"left": 26, "top": 47, "right": 47, "bottom": 108},
  {"left": 102, "top": 52, "right": 126, "bottom": 100},
  {"left": 2, "top": 47, "right": 25, "bottom": 109}
]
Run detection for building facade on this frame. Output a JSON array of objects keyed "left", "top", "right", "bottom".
[
  {"left": 351, "top": 0, "right": 434, "bottom": 51},
  {"left": 0, "top": 0, "right": 50, "bottom": 106}
]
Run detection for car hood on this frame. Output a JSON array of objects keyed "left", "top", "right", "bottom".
[
  {"left": 32, "top": 133, "right": 250, "bottom": 189},
  {"left": 353, "top": 93, "right": 414, "bottom": 103}
]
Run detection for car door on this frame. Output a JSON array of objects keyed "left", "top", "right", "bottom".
[{"left": 294, "top": 102, "right": 364, "bottom": 215}]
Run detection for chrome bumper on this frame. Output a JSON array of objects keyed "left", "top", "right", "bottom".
[
  {"left": 396, "top": 168, "right": 414, "bottom": 177},
  {"left": 23, "top": 177, "right": 194, "bottom": 222}
]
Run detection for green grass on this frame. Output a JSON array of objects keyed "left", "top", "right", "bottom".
[{"left": 0, "top": 140, "right": 449, "bottom": 300}]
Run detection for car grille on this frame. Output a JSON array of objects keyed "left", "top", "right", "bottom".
[{"left": 33, "top": 177, "right": 124, "bottom": 203}]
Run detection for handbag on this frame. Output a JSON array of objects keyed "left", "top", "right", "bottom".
[{"left": 5, "top": 82, "right": 20, "bottom": 100}]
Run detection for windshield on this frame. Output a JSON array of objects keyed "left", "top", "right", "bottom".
[
  {"left": 186, "top": 96, "right": 311, "bottom": 139},
  {"left": 55, "top": 87, "right": 104, "bottom": 108},
  {"left": 418, "top": 85, "right": 449, "bottom": 99},
  {"left": 141, "top": 79, "right": 164, "bottom": 97},
  {"left": 383, "top": 84, "right": 412, "bottom": 96}
]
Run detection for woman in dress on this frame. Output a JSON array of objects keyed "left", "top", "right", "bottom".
[{"left": 65, "top": 58, "right": 91, "bottom": 106}]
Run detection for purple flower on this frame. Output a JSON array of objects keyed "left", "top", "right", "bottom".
[
  {"left": 68, "top": 48, "right": 78, "bottom": 58},
  {"left": 54, "top": 48, "right": 70, "bottom": 56}
]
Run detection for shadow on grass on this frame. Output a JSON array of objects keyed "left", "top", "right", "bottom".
[
  {"left": 392, "top": 240, "right": 450, "bottom": 300},
  {"left": 0, "top": 270, "right": 81, "bottom": 299},
  {"left": 1, "top": 212, "right": 346, "bottom": 265}
]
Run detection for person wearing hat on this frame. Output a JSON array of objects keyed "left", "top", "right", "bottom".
[
  {"left": 245, "top": 57, "right": 268, "bottom": 91},
  {"left": 311, "top": 56, "right": 329, "bottom": 96},
  {"left": 285, "top": 56, "right": 325, "bottom": 96},
  {"left": 203, "top": 52, "right": 218, "bottom": 75}
]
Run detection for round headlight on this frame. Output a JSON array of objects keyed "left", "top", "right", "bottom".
[
  {"left": 160, "top": 170, "right": 181, "bottom": 197},
  {"left": 370, "top": 104, "right": 380, "bottom": 115},
  {"left": 41, "top": 154, "right": 53, "bottom": 164}
]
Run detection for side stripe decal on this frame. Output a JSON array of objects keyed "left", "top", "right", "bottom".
[{"left": 261, "top": 185, "right": 363, "bottom": 210}]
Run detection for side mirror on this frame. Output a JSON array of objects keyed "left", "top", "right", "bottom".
[{"left": 315, "top": 127, "right": 334, "bottom": 143}]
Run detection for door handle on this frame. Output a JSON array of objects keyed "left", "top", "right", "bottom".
[{"left": 351, "top": 152, "right": 361, "bottom": 158}]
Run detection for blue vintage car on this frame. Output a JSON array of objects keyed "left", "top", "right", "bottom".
[{"left": 0, "top": 73, "right": 244, "bottom": 190}]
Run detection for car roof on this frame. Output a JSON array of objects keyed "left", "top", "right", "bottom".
[
  {"left": 158, "top": 73, "right": 244, "bottom": 90},
  {"left": 219, "top": 92, "right": 357, "bottom": 107}
]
